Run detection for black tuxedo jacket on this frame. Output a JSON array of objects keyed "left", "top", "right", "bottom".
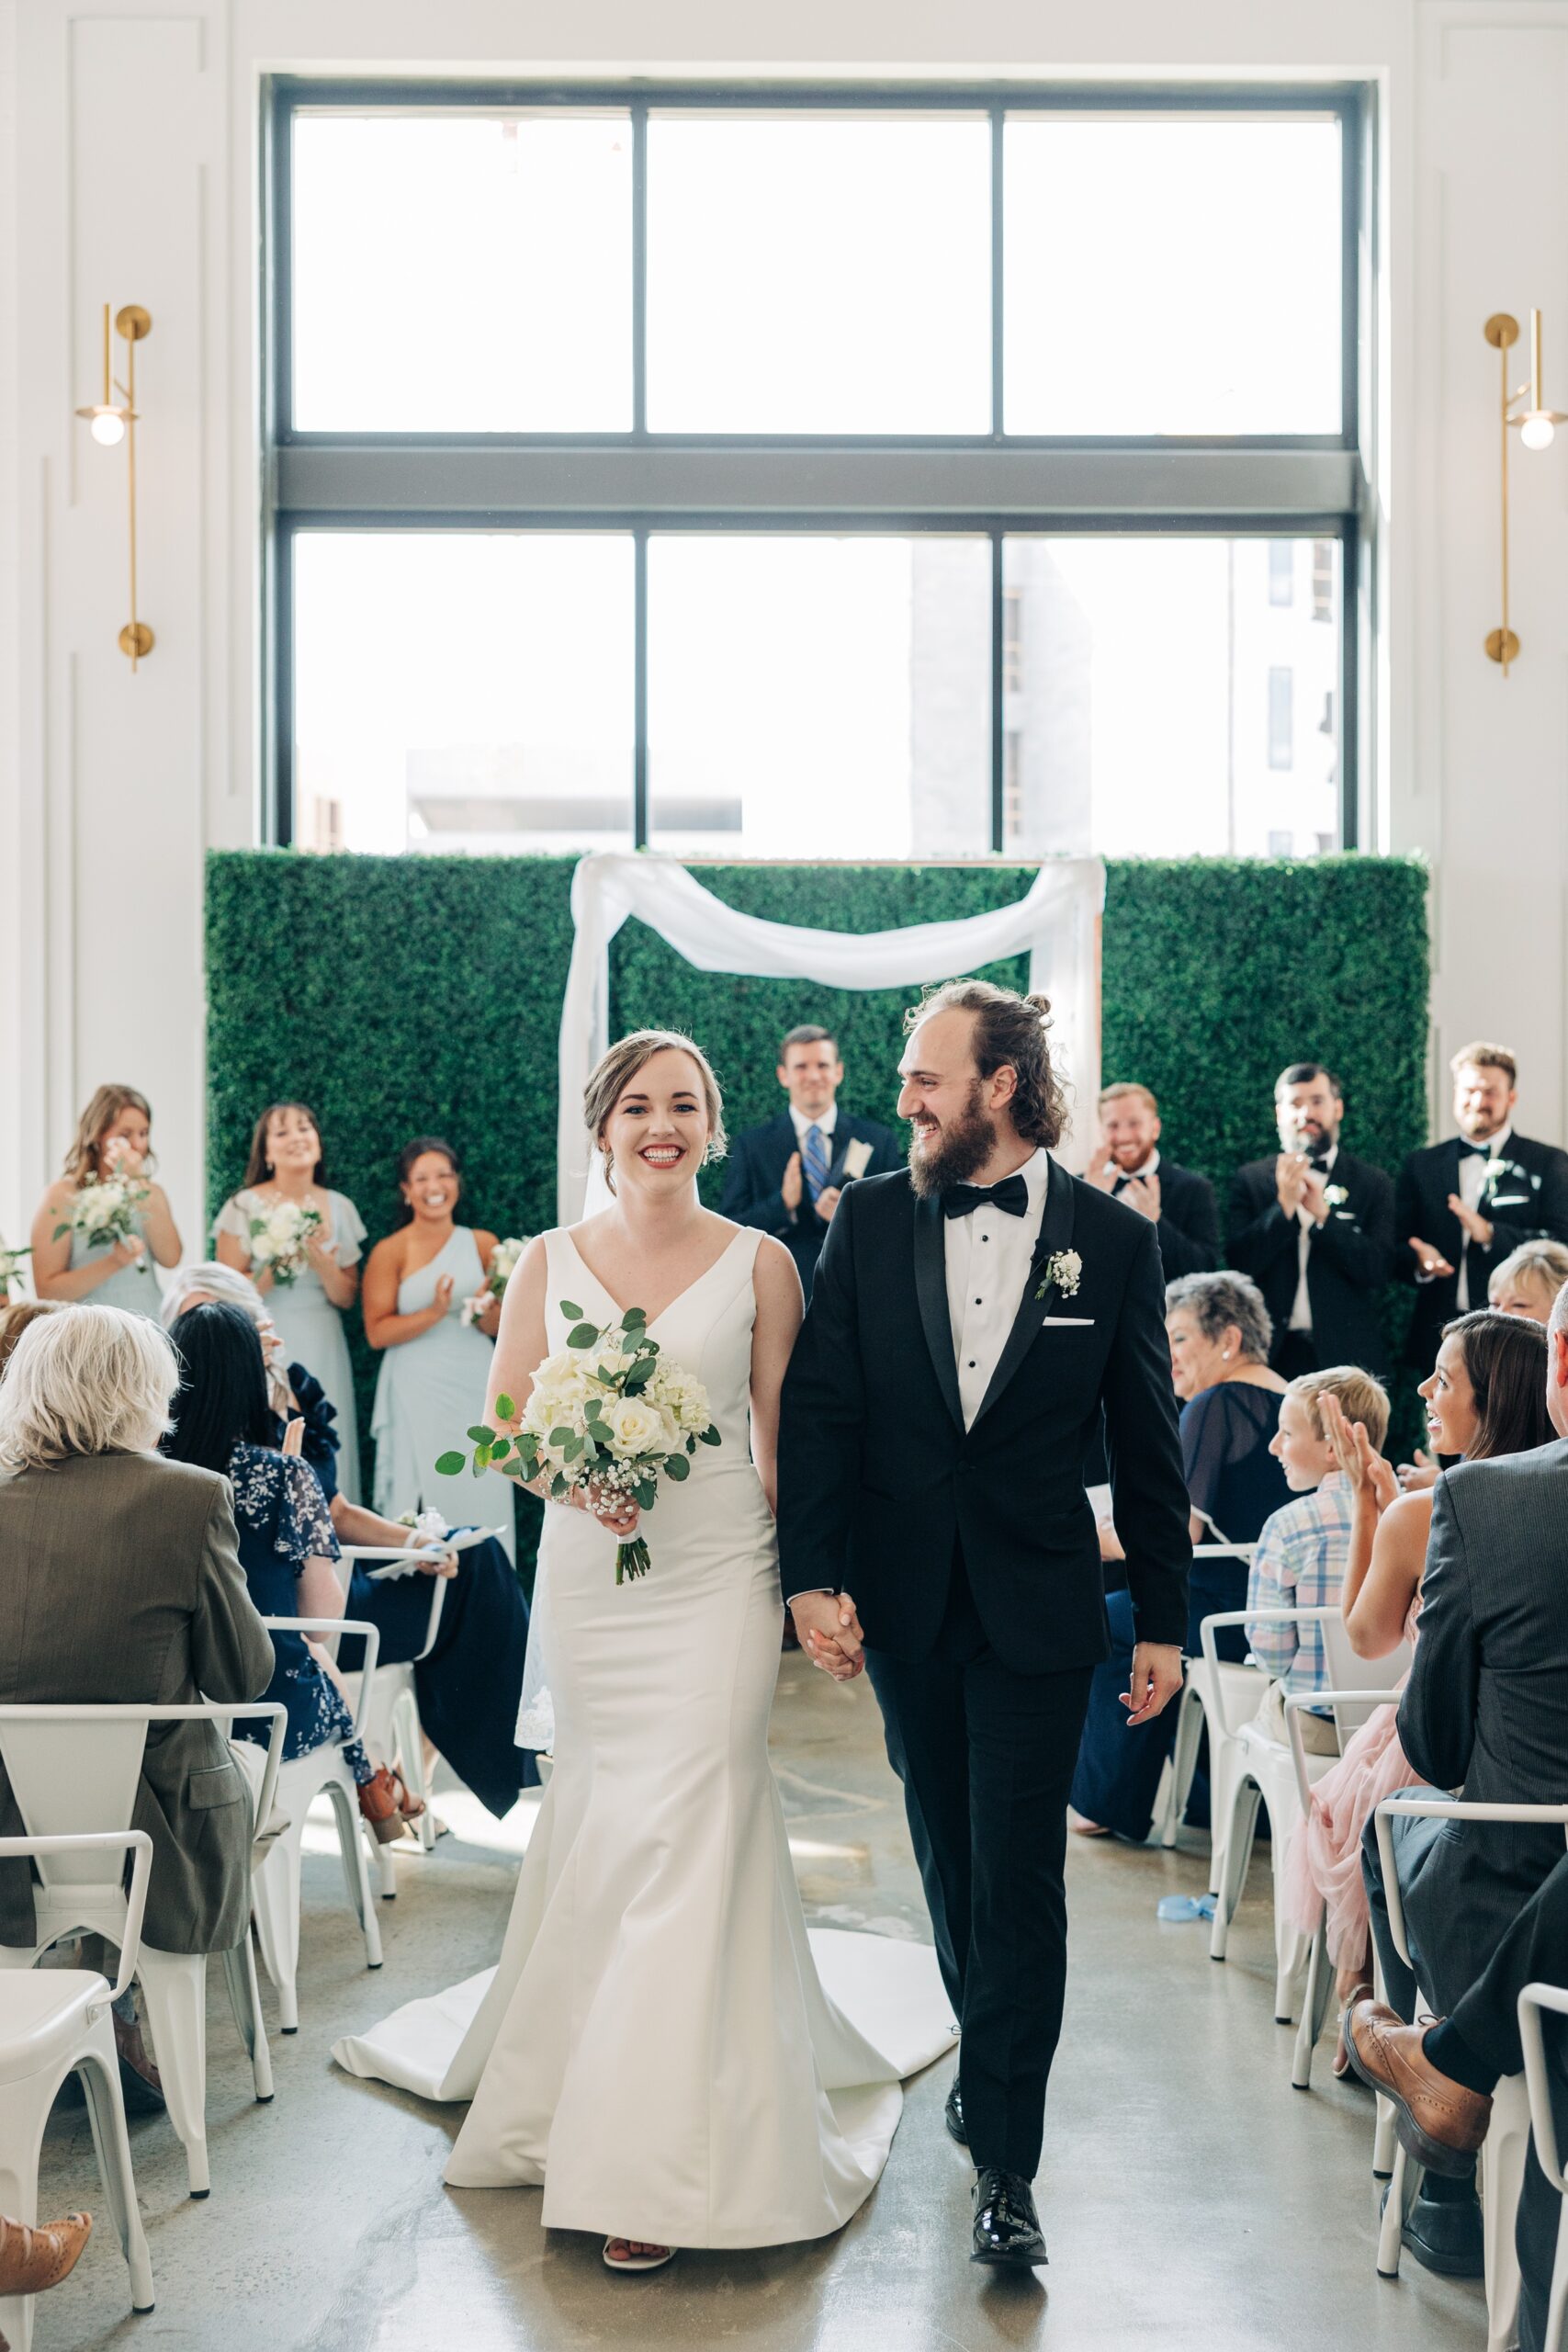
[
  {"left": 1394, "top": 1133, "right": 1568, "bottom": 1368},
  {"left": 1113, "top": 1159, "right": 1221, "bottom": 1279},
  {"left": 776, "top": 1164, "right": 1191, "bottom": 1672},
  {"left": 1227, "top": 1148, "right": 1394, "bottom": 1376},
  {"left": 720, "top": 1109, "right": 901, "bottom": 1298}
]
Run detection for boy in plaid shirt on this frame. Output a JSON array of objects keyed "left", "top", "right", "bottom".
[{"left": 1247, "top": 1364, "right": 1391, "bottom": 1755}]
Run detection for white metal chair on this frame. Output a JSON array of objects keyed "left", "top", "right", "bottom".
[
  {"left": 333, "top": 1547, "right": 450, "bottom": 1898},
  {"left": 0, "top": 1702, "right": 285, "bottom": 2200},
  {"left": 0, "top": 1831, "right": 155, "bottom": 2352},
  {"left": 1154, "top": 1548, "right": 1261, "bottom": 1889},
  {"left": 1373, "top": 1793, "right": 1568, "bottom": 2352},
  {"left": 1518, "top": 1980, "right": 1568, "bottom": 2352},
  {"left": 1285, "top": 1685, "right": 1405, "bottom": 2090},
  {"left": 251, "top": 1618, "right": 383, "bottom": 2033},
  {"left": 1207, "top": 1610, "right": 1409, "bottom": 2020}
]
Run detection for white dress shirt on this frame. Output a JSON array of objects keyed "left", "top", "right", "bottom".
[
  {"left": 789, "top": 1102, "right": 838, "bottom": 1147},
  {"left": 1288, "top": 1142, "right": 1337, "bottom": 1334},
  {"left": 944, "top": 1148, "right": 1051, "bottom": 1430},
  {"left": 1455, "top": 1125, "right": 1510, "bottom": 1310}
]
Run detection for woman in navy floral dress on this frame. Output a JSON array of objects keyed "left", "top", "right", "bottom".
[{"left": 162, "top": 1302, "right": 413, "bottom": 1838}]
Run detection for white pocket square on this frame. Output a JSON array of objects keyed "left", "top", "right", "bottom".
[{"left": 1042, "top": 1315, "right": 1095, "bottom": 1327}]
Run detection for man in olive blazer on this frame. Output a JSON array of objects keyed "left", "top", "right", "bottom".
[{"left": 0, "top": 1449, "right": 276, "bottom": 1955}]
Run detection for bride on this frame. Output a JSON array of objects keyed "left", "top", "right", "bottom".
[{"left": 333, "top": 1028, "right": 953, "bottom": 2268}]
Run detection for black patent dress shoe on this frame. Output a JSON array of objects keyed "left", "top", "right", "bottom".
[
  {"left": 1379, "top": 2180, "right": 1483, "bottom": 2278},
  {"left": 971, "top": 2167, "right": 1047, "bottom": 2267},
  {"left": 944, "top": 2076, "right": 967, "bottom": 2146}
]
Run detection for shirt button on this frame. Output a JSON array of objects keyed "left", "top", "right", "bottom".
[
  {"left": 975, "top": 1297, "right": 982, "bottom": 1306},
  {"left": 967, "top": 1360, "right": 976, "bottom": 1368}
]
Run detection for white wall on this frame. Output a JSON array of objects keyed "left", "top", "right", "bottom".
[{"left": 0, "top": 0, "right": 1564, "bottom": 1255}]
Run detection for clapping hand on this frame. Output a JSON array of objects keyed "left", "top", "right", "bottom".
[
  {"left": 814, "top": 1185, "right": 842, "bottom": 1225},
  {"left": 1447, "top": 1193, "right": 1495, "bottom": 1249},
  {"left": 781, "top": 1152, "right": 805, "bottom": 1213},
  {"left": 1275, "top": 1151, "right": 1311, "bottom": 1217},
  {"left": 1318, "top": 1390, "right": 1399, "bottom": 1510},
  {"left": 1085, "top": 1142, "right": 1120, "bottom": 1194},
  {"left": 1408, "top": 1235, "right": 1455, "bottom": 1279},
  {"left": 1122, "top": 1170, "right": 1160, "bottom": 1224},
  {"left": 791, "top": 1590, "right": 865, "bottom": 1682},
  {"left": 434, "top": 1273, "right": 456, "bottom": 1315},
  {"left": 1297, "top": 1165, "right": 1330, "bottom": 1225},
  {"left": 1397, "top": 1447, "right": 1440, "bottom": 1493}
]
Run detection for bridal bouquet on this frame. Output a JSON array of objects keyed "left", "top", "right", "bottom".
[
  {"left": 54, "top": 1173, "right": 151, "bottom": 1253},
  {"left": 436, "top": 1299, "right": 721, "bottom": 1584},
  {"left": 247, "top": 1199, "right": 324, "bottom": 1285},
  {"left": 460, "top": 1234, "right": 527, "bottom": 1328}
]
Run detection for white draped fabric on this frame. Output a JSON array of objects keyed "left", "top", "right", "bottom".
[{"left": 556, "top": 853, "right": 1106, "bottom": 1221}]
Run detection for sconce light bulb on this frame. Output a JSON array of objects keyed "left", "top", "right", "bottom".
[
  {"left": 90, "top": 407, "right": 127, "bottom": 447},
  {"left": 1520, "top": 411, "right": 1556, "bottom": 452}
]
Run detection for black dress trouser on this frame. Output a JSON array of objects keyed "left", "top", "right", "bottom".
[{"left": 865, "top": 1546, "right": 1093, "bottom": 2179}]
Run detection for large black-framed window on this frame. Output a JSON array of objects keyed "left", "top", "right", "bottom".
[{"left": 265, "top": 79, "right": 1369, "bottom": 856}]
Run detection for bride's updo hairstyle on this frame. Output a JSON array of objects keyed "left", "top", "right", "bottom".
[
  {"left": 906, "top": 978, "right": 1069, "bottom": 1149},
  {"left": 584, "top": 1030, "right": 728, "bottom": 1194}
]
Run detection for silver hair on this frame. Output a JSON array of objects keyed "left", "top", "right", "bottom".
[
  {"left": 1164, "top": 1270, "right": 1275, "bottom": 1364},
  {"left": 0, "top": 1304, "right": 180, "bottom": 1469},
  {"left": 1551, "top": 1277, "right": 1568, "bottom": 1342},
  {"left": 160, "top": 1261, "right": 290, "bottom": 1416}
]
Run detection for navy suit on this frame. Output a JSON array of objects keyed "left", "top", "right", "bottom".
[
  {"left": 1394, "top": 1132, "right": 1568, "bottom": 1370},
  {"left": 720, "top": 1107, "right": 901, "bottom": 1298}
]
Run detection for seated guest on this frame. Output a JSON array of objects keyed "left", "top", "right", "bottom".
[
  {"left": 213, "top": 1100, "right": 368, "bottom": 1501},
  {"left": 1247, "top": 1365, "right": 1391, "bottom": 1755},
  {"left": 1086, "top": 1082, "right": 1221, "bottom": 1276},
  {"left": 29, "top": 1084, "right": 182, "bottom": 1318},
  {"left": 1283, "top": 1312, "right": 1549, "bottom": 2083},
  {"left": 1490, "top": 1237, "right": 1568, "bottom": 1322},
  {"left": 0, "top": 2209, "right": 94, "bottom": 2317},
  {"left": 1347, "top": 1289, "right": 1567, "bottom": 2279},
  {"left": 1229, "top": 1062, "right": 1394, "bottom": 1379},
  {"left": 1070, "top": 1272, "right": 1290, "bottom": 1841},
  {"left": 0, "top": 1306, "right": 275, "bottom": 1968},
  {"left": 161, "top": 1303, "right": 416, "bottom": 1844},
  {"left": 160, "top": 1263, "right": 537, "bottom": 1815},
  {"left": 1396, "top": 1041, "right": 1568, "bottom": 1382},
  {"left": 720, "top": 1024, "right": 900, "bottom": 1299}
]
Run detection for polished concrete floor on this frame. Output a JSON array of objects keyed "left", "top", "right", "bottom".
[{"left": 34, "top": 1657, "right": 1484, "bottom": 2352}]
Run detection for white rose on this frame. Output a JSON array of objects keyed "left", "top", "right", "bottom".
[{"left": 598, "top": 1396, "right": 677, "bottom": 1461}]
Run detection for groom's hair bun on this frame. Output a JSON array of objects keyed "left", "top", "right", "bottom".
[{"left": 908, "top": 978, "right": 1067, "bottom": 1150}]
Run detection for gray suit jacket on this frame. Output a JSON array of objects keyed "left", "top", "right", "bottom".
[
  {"left": 0, "top": 1450, "right": 276, "bottom": 1954},
  {"left": 1396, "top": 1439, "right": 1568, "bottom": 2006}
]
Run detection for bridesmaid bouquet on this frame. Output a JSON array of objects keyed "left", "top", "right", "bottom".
[
  {"left": 54, "top": 1173, "right": 151, "bottom": 1253},
  {"left": 460, "top": 1234, "right": 527, "bottom": 1328},
  {"left": 247, "top": 1199, "right": 324, "bottom": 1284},
  {"left": 436, "top": 1299, "right": 721, "bottom": 1584}
]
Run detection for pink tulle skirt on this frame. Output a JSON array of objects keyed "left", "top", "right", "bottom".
[{"left": 1283, "top": 1697, "right": 1413, "bottom": 1975}]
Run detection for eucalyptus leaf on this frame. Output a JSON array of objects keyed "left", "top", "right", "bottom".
[
  {"left": 549, "top": 1427, "right": 574, "bottom": 1447},
  {"left": 434, "top": 1451, "right": 467, "bottom": 1477},
  {"left": 490, "top": 1435, "right": 512, "bottom": 1459},
  {"left": 621, "top": 1307, "right": 647, "bottom": 1329},
  {"left": 558, "top": 1300, "right": 583, "bottom": 1321},
  {"left": 496, "top": 1393, "right": 516, "bottom": 1420},
  {"left": 466, "top": 1424, "right": 492, "bottom": 1444},
  {"left": 698, "top": 1425, "right": 723, "bottom": 1446},
  {"left": 664, "top": 1453, "right": 690, "bottom": 1482},
  {"left": 567, "top": 1323, "right": 599, "bottom": 1350}
]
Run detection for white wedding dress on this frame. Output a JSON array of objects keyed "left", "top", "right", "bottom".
[{"left": 333, "top": 1224, "right": 955, "bottom": 2248}]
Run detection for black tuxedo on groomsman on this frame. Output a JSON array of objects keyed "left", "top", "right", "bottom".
[
  {"left": 1109, "top": 1157, "right": 1221, "bottom": 1279},
  {"left": 1394, "top": 1131, "right": 1568, "bottom": 1370},
  {"left": 720, "top": 1108, "right": 901, "bottom": 1299},
  {"left": 778, "top": 1159, "right": 1190, "bottom": 2181},
  {"left": 1228, "top": 1147, "right": 1395, "bottom": 1377}
]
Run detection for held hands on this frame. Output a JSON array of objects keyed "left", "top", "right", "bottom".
[
  {"left": 781, "top": 1152, "right": 804, "bottom": 1213},
  {"left": 1408, "top": 1235, "right": 1456, "bottom": 1279},
  {"left": 1319, "top": 1390, "right": 1399, "bottom": 1511},
  {"left": 1120, "top": 1642, "right": 1182, "bottom": 1728},
  {"left": 1447, "top": 1193, "right": 1495, "bottom": 1249},
  {"left": 1275, "top": 1152, "right": 1311, "bottom": 1217},
  {"left": 581, "top": 1482, "right": 641, "bottom": 1540},
  {"left": 1122, "top": 1170, "right": 1160, "bottom": 1224},
  {"left": 1397, "top": 1448, "right": 1440, "bottom": 1493},
  {"left": 280, "top": 1415, "right": 306, "bottom": 1458},
  {"left": 791, "top": 1590, "right": 865, "bottom": 1682},
  {"left": 109, "top": 1234, "right": 146, "bottom": 1271},
  {"left": 1297, "top": 1166, "right": 1330, "bottom": 1225}
]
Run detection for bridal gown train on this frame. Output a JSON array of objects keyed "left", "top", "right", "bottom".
[{"left": 333, "top": 1224, "right": 955, "bottom": 2249}]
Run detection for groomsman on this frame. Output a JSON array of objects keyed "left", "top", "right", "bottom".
[
  {"left": 1396, "top": 1040, "right": 1568, "bottom": 1376},
  {"left": 720, "top": 1025, "right": 901, "bottom": 1299},
  {"left": 1085, "top": 1082, "right": 1221, "bottom": 1277},
  {"left": 1229, "top": 1062, "right": 1394, "bottom": 1378}
]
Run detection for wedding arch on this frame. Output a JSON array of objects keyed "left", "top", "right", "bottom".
[{"left": 556, "top": 853, "right": 1106, "bottom": 1219}]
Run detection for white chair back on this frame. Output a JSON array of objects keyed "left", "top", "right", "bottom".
[{"left": 0, "top": 1832, "right": 152, "bottom": 2005}]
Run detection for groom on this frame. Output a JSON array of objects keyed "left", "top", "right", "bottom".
[{"left": 778, "top": 978, "right": 1191, "bottom": 2267}]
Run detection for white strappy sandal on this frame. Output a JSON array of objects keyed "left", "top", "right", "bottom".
[{"left": 603, "top": 2238, "right": 677, "bottom": 2272}]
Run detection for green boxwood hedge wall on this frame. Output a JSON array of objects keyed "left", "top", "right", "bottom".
[{"left": 206, "top": 850, "right": 1430, "bottom": 1501}]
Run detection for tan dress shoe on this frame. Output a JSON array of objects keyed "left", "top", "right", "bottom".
[
  {"left": 1346, "top": 2000, "right": 1492, "bottom": 2176},
  {"left": 0, "top": 2208, "right": 93, "bottom": 2296}
]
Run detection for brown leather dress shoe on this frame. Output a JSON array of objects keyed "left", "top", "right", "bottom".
[
  {"left": 1346, "top": 2000, "right": 1492, "bottom": 2177},
  {"left": 0, "top": 2208, "right": 93, "bottom": 2296}
]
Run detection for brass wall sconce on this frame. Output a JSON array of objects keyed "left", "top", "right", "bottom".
[
  {"left": 74, "top": 301, "right": 153, "bottom": 669},
  {"left": 1483, "top": 308, "right": 1564, "bottom": 673}
]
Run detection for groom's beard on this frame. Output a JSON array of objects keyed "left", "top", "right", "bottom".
[{"left": 907, "top": 1081, "right": 998, "bottom": 1199}]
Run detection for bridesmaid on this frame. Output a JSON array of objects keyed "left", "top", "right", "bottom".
[
  {"left": 364, "top": 1136, "right": 513, "bottom": 1558},
  {"left": 30, "top": 1084, "right": 182, "bottom": 1317},
  {"left": 214, "top": 1101, "right": 367, "bottom": 1503}
]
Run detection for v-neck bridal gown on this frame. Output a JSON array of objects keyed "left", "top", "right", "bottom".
[{"left": 333, "top": 1223, "right": 954, "bottom": 2249}]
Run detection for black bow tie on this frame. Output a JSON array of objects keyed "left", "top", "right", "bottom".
[
  {"left": 942, "top": 1175, "right": 1030, "bottom": 1220},
  {"left": 1458, "top": 1139, "right": 1490, "bottom": 1160}
]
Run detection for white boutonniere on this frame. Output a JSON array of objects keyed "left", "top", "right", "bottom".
[
  {"left": 1323, "top": 1184, "right": 1349, "bottom": 1207},
  {"left": 1035, "top": 1249, "right": 1083, "bottom": 1302},
  {"left": 1482, "top": 1156, "right": 1529, "bottom": 1193}
]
